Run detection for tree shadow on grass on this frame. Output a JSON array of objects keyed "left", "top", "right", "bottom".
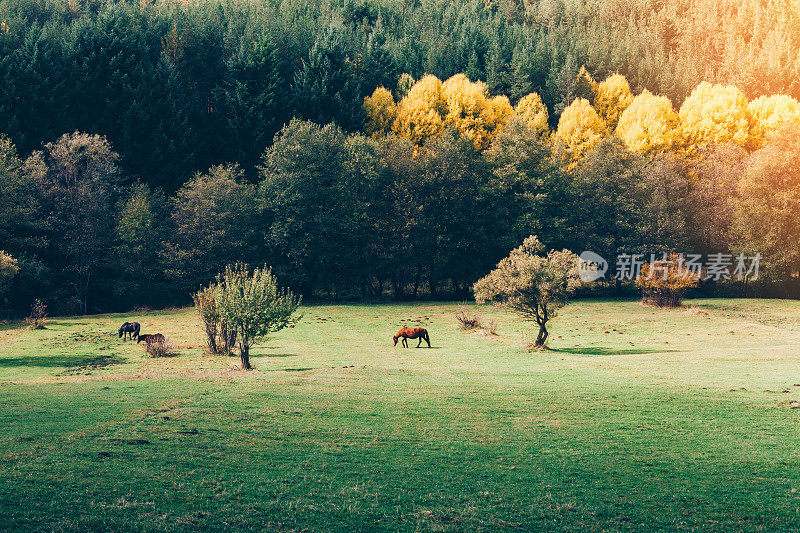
[
  {"left": 0, "top": 354, "right": 124, "bottom": 368},
  {"left": 549, "top": 347, "right": 679, "bottom": 356},
  {"left": 0, "top": 321, "right": 25, "bottom": 332}
]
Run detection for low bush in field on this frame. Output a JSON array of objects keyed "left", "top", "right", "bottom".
[
  {"left": 25, "top": 299, "right": 47, "bottom": 329},
  {"left": 145, "top": 337, "right": 175, "bottom": 358},
  {"left": 637, "top": 254, "right": 702, "bottom": 308},
  {"left": 456, "top": 306, "right": 482, "bottom": 330}
]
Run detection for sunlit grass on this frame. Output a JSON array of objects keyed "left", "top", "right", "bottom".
[{"left": 1, "top": 299, "right": 800, "bottom": 530}]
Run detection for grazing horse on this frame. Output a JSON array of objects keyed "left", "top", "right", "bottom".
[
  {"left": 393, "top": 327, "right": 431, "bottom": 348},
  {"left": 118, "top": 322, "right": 140, "bottom": 340},
  {"left": 137, "top": 333, "right": 165, "bottom": 345}
]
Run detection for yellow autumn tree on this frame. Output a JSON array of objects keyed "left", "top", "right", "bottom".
[
  {"left": 442, "top": 74, "right": 490, "bottom": 148},
  {"left": 679, "top": 81, "right": 754, "bottom": 152},
  {"left": 363, "top": 87, "right": 397, "bottom": 137},
  {"left": 392, "top": 73, "right": 514, "bottom": 150},
  {"left": 555, "top": 98, "right": 608, "bottom": 162},
  {"left": 594, "top": 73, "right": 634, "bottom": 129},
  {"left": 515, "top": 92, "right": 549, "bottom": 137},
  {"left": 392, "top": 74, "right": 447, "bottom": 146},
  {"left": 480, "top": 95, "right": 514, "bottom": 148},
  {"left": 615, "top": 89, "right": 681, "bottom": 154},
  {"left": 748, "top": 94, "right": 800, "bottom": 148}
]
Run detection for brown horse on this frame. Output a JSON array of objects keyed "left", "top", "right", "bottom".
[{"left": 393, "top": 327, "right": 431, "bottom": 348}]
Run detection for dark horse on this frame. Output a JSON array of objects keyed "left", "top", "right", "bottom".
[
  {"left": 118, "top": 322, "right": 140, "bottom": 340},
  {"left": 393, "top": 327, "right": 431, "bottom": 348},
  {"left": 137, "top": 333, "right": 164, "bottom": 344}
]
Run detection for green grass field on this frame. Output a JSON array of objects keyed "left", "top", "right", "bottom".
[{"left": 1, "top": 299, "right": 800, "bottom": 531}]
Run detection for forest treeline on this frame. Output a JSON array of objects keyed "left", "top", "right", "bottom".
[
  {"left": 1, "top": 0, "right": 799, "bottom": 188},
  {"left": 1, "top": 0, "right": 800, "bottom": 314}
]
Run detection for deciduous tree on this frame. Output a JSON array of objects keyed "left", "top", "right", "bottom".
[
  {"left": 748, "top": 94, "right": 800, "bottom": 149},
  {"left": 615, "top": 89, "right": 681, "bottom": 154},
  {"left": 594, "top": 73, "right": 633, "bottom": 130},
  {"left": 474, "top": 235, "right": 581, "bottom": 348},
  {"left": 734, "top": 128, "right": 800, "bottom": 283},
  {"left": 679, "top": 82, "right": 754, "bottom": 151},
  {"left": 555, "top": 97, "right": 608, "bottom": 163},
  {"left": 215, "top": 264, "right": 301, "bottom": 370}
]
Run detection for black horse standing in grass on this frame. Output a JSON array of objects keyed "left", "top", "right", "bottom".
[{"left": 118, "top": 322, "right": 140, "bottom": 340}]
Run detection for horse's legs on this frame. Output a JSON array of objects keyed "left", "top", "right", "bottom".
[
  {"left": 403, "top": 337, "right": 408, "bottom": 348},
  {"left": 424, "top": 333, "right": 431, "bottom": 348},
  {"left": 416, "top": 337, "right": 422, "bottom": 348}
]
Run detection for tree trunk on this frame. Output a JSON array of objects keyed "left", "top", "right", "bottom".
[
  {"left": 240, "top": 343, "right": 251, "bottom": 370},
  {"left": 226, "top": 329, "right": 237, "bottom": 354},
  {"left": 220, "top": 322, "right": 236, "bottom": 355},
  {"left": 534, "top": 322, "right": 548, "bottom": 347},
  {"left": 205, "top": 324, "right": 218, "bottom": 354}
]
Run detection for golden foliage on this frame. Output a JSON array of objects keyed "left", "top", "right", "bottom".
[
  {"left": 615, "top": 89, "right": 680, "bottom": 154},
  {"left": 162, "top": 26, "right": 189, "bottom": 68},
  {"left": 363, "top": 86, "right": 397, "bottom": 137},
  {"left": 748, "top": 94, "right": 800, "bottom": 148},
  {"left": 515, "top": 92, "right": 550, "bottom": 137},
  {"left": 481, "top": 95, "right": 514, "bottom": 146},
  {"left": 392, "top": 73, "right": 514, "bottom": 150},
  {"left": 636, "top": 254, "right": 702, "bottom": 307},
  {"left": 442, "top": 73, "right": 490, "bottom": 147},
  {"left": 678, "top": 81, "right": 754, "bottom": 151},
  {"left": 555, "top": 98, "right": 608, "bottom": 161},
  {"left": 594, "top": 73, "right": 633, "bottom": 129},
  {"left": 392, "top": 74, "right": 447, "bottom": 146}
]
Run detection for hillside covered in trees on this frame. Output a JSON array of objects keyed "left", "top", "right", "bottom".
[{"left": 1, "top": 0, "right": 799, "bottom": 314}]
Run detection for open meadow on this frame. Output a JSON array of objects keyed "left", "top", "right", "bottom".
[{"left": 1, "top": 299, "right": 800, "bottom": 531}]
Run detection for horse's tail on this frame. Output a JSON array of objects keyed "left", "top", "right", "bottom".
[{"left": 425, "top": 331, "right": 431, "bottom": 347}]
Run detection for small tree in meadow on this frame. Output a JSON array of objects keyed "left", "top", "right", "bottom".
[
  {"left": 216, "top": 264, "right": 301, "bottom": 370},
  {"left": 473, "top": 236, "right": 581, "bottom": 348},
  {"left": 26, "top": 299, "right": 47, "bottom": 329}
]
